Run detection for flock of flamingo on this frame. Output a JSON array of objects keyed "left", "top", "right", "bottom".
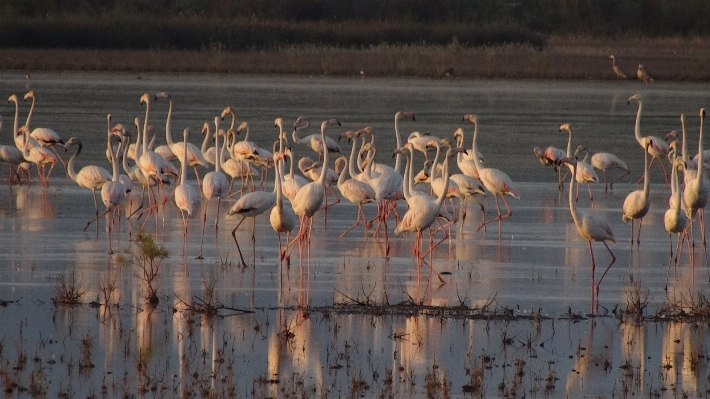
[{"left": 1, "top": 89, "right": 708, "bottom": 310}]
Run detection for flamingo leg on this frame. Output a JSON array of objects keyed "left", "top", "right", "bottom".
[
  {"left": 609, "top": 169, "right": 630, "bottom": 189},
  {"left": 594, "top": 240, "right": 617, "bottom": 298},
  {"left": 339, "top": 204, "right": 365, "bottom": 239},
  {"left": 197, "top": 202, "right": 208, "bottom": 260},
  {"left": 230, "top": 216, "right": 248, "bottom": 267}
]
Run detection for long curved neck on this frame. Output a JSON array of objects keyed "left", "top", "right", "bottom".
[
  {"left": 403, "top": 150, "right": 413, "bottom": 199},
  {"left": 111, "top": 140, "right": 120, "bottom": 182},
  {"left": 642, "top": 144, "right": 650, "bottom": 195},
  {"left": 122, "top": 135, "right": 135, "bottom": 174},
  {"left": 671, "top": 161, "right": 681, "bottom": 210},
  {"left": 142, "top": 100, "right": 150, "bottom": 153},
  {"left": 681, "top": 115, "right": 688, "bottom": 161},
  {"left": 430, "top": 143, "right": 442, "bottom": 179},
  {"left": 697, "top": 112, "right": 705, "bottom": 183},
  {"left": 274, "top": 159, "right": 283, "bottom": 204},
  {"left": 180, "top": 131, "right": 189, "bottom": 185},
  {"left": 165, "top": 99, "right": 174, "bottom": 147},
  {"left": 24, "top": 95, "right": 35, "bottom": 128},
  {"left": 565, "top": 128, "right": 573, "bottom": 157},
  {"left": 67, "top": 142, "right": 81, "bottom": 182},
  {"left": 348, "top": 136, "right": 360, "bottom": 179},
  {"left": 292, "top": 127, "right": 306, "bottom": 145},
  {"left": 134, "top": 119, "right": 143, "bottom": 159},
  {"left": 471, "top": 120, "right": 483, "bottom": 172},
  {"left": 394, "top": 113, "right": 403, "bottom": 172},
  {"left": 634, "top": 100, "right": 643, "bottom": 145},
  {"left": 337, "top": 159, "right": 348, "bottom": 188},
  {"left": 435, "top": 151, "right": 450, "bottom": 207},
  {"left": 317, "top": 123, "right": 329, "bottom": 184},
  {"left": 10, "top": 98, "right": 20, "bottom": 146},
  {"left": 201, "top": 126, "right": 210, "bottom": 153},
  {"left": 568, "top": 162, "right": 581, "bottom": 226},
  {"left": 214, "top": 124, "right": 223, "bottom": 174}
]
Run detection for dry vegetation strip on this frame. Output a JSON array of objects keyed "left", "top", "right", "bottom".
[{"left": 3, "top": 37, "right": 710, "bottom": 81}]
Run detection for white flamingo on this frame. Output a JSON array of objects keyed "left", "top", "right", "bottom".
[
  {"left": 463, "top": 114, "right": 519, "bottom": 232},
  {"left": 270, "top": 154, "right": 298, "bottom": 262},
  {"left": 228, "top": 152, "right": 285, "bottom": 267},
  {"left": 683, "top": 108, "right": 709, "bottom": 259},
  {"left": 290, "top": 119, "right": 341, "bottom": 244},
  {"left": 665, "top": 147, "right": 689, "bottom": 268},
  {"left": 335, "top": 156, "right": 376, "bottom": 239},
  {"left": 561, "top": 156, "right": 616, "bottom": 313},
  {"left": 559, "top": 124, "right": 599, "bottom": 202},
  {"left": 292, "top": 116, "right": 342, "bottom": 159},
  {"left": 622, "top": 139, "right": 652, "bottom": 248},
  {"left": 591, "top": 151, "right": 629, "bottom": 192},
  {"left": 628, "top": 94, "right": 670, "bottom": 183},
  {"left": 8, "top": 94, "right": 56, "bottom": 185},
  {"left": 174, "top": 128, "right": 201, "bottom": 241},
  {"left": 64, "top": 136, "right": 112, "bottom": 223},
  {"left": 197, "top": 116, "right": 230, "bottom": 259},
  {"left": 96, "top": 131, "right": 127, "bottom": 254},
  {"left": 154, "top": 92, "right": 209, "bottom": 186},
  {"left": 22, "top": 90, "right": 66, "bottom": 169}
]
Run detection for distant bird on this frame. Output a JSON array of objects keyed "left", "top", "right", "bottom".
[
  {"left": 590, "top": 151, "right": 629, "bottom": 192},
  {"left": 637, "top": 64, "right": 653, "bottom": 83},
  {"left": 628, "top": 94, "right": 670, "bottom": 183},
  {"left": 561, "top": 157, "right": 616, "bottom": 313},
  {"left": 622, "top": 139, "right": 652, "bottom": 248},
  {"left": 609, "top": 55, "right": 628, "bottom": 79}
]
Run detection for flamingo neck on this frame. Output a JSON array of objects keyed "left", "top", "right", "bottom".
[
  {"left": 24, "top": 96, "right": 35, "bottom": 129},
  {"left": 165, "top": 99, "right": 174, "bottom": 147},
  {"left": 568, "top": 162, "right": 582, "bottom": 227},
  {"left": 565, "top": 128, "right": 573, "bottom": 157},
  {"left": 142, "top": 100, "right": 150, "bottom": 152},
  {"left": 471, "top": 121, "right": 483, "bottom": 172},
  {"left": 435, "top": 150, "right": 450, "bottom": 207},
  {"left": 642, "top": 144, "right": 650, "bottom": 195},
  {"left": 317, "top": 123, "right": 329, "bottom": 184},
  {"left": 634, "top": 100, "right": 643, "bottom": 146},
  {"left": 697, "top": 113, "right": 705, "bottom": 182},
  {"left": 67, "top": 141, "right": 82, "bottom": 182},
  {"left": 394, "top": 114, "right": 403, "bottom": 173},
  {"left": 180, "top": 132, "right": 189, "bottom": 186},
  {"left": 11, "top": 99, "right": 20, "bottom": 147}
]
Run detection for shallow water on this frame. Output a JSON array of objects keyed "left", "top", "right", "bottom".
[{"left": 0, "top": 72, "right": 709, "bottom": 397}]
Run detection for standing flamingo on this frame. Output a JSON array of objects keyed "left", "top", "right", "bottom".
[
  {"left": 290, "top": 119, "right": 341, "bottom": 244},
  {"left": 292, "top": 116, "right": 342, "bottom": 160},
  {"left": 561, "top": 157, "right": 616, "bottom": 312},
  {"left": 665, "top": 146, "right": 689, "bottom": 268},
  {"left": 270, "top": 154, "right": 298, "bottom": 262},
  {"left": 683, "top": 108, "right": 709, "bottom": 260},
  {"left": 8, "top": 94, "right": 56, "bottom": 185},
  {"left": 197, "top": 116, "right": 229, "bottom": 259},
  {"left": 628, "top": 94, "right": 670, "bottom": 183},
  {"left": 154, "top": 92, "right": 209, "bottom": 186},
  {"left": 559, "top": 124, "right": 598, "bottom": 202},
  {"left": 96, "top": 132, "right": 127, "bottom": 254},
  {"left": 174, "top": 128, "right": 201, "bottom": 240},
  {"left": 64, "top": 136, "right": 112, "bottom": 224},
  {"left": 335, "top": 156, "right": 376, "bottom": 239},
  {"left": 22, "top": 90, "right": 67, "bottom": 170},
  {"left": 622, "top": 139, "right": 652, "bottom": 248},
  {"left": 394, "top": 146, "right": 465, "bottom": 283},
  {"left": 463, "top": 114, "right": 519, "bottom": 232},
  {"left": 609, "top": 55, "right": 628, "bottom": 79},
  {"left": 0, "top": 115, "right": 26, "bottom": 185},
  {"left": 136, "top": 93, "right": 171, "bottom": 220}
]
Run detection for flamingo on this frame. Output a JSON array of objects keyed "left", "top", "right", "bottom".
[
  {"left": 64, "top": 136, "right": 112, "bottom": 224},
  {"left": 683, "top": 108, "right": 709, "bottom": 259},
  {"left": 609, "top": 55, "right": 628, "bottom": 79},
  {"left": 201, "top": 121, "right": 229, "bottom": 167},
  {"left": 561, "top": 156, "right": 616, "bottom": 313},
  {"left": 95, "top": 131, "right": 127, "bottom": 254},
  {"left": 622, "top": 139, "right": 652, "bottom": 248},
  {"left": 228, "top": 152, "right": 285, "bottom": 267},
  {"left": 197, "top": 116, "right": 230, "bottom": 259},
  {"left": 136, "top": 93, "right": 172, "bottom": 221},
  {"left": 559, "top": 124, "right": 598, "bottom": 201},
  {"left": 407, "top": 131, "right": 439, "bottom": 162},
  {"left": 154, "top": 92, "right": 209, "bottom": 186},
  {"left": 590, "top": 151, "right": 629, "bottom": 192},
  {"left": 453, "top": 127, "right": 485, "bottom": 179},
  {"left": 297, "top": 156, "right": 340, "bottom": 208},
  {"left": 533, "top": 145, "right": 566, "bottom": 188},
  {"left": 292, "top": 116, "right": 342, "bottom": 159},
  {"left": 8, "top": 94, "right": 56, "bottom": 185},
  {"left": 0, "top": 103, "right": 28, "bottom": 184},
  {"left": 335, "top": 156, "right": 376, "bottom": 239},
  {"left": 280, "top": 146, "right": 307, "bottom": 202},
  {"left": 628, "top": 94, "right": 669, "bottom": 183},
  {"left": 290, "top": 119, "right": 341, "bottom": 244},
  {"left": 637, "top": 64, "right": 653, "bottom": 83},
  {"left": 270, "top": 154, "right": 298, "bottom": 262},
  {"left": 665, "top": 147, "right": 689, "bottom": 268},
  {"left": 463, "top": 114, "right": 519, "bottom": 232},
  {"left": 394, "top": 146, "right": 465, "bottom": 283},
  {"left": 174, "top": 128, "right": 201, "bottom": 241},
  {"left": 22, "top": 90, "right": 67, "bottom": 169}
]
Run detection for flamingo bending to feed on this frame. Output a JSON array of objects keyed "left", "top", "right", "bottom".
[
  {"left": 228, "top": 152, "right": 285, "bottom": 267},
  {"left": 590, "top": 151, "right": 629, "bottom": 192},
  {"left": 628, "top": 94, "right": 670, "bottom": 183},
  {"left": 463, "top": 114, "right": 519, "bottom": 232},
  {"left": 561, "top": 156, "right": 616, "bottom": 313},
  {"left": 533, "top": 145, "right": 567, "bottom": 189},
  {"left": 622, "top": 139, "right": 652, "bottom": 248}
]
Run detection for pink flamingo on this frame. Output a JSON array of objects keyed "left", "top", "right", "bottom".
[
  {"left": 628, "top": 94, "right": 670, "bottom": 183},
  {"left": 335, "top": 156, "right": 376, "bottom": 239},
  {"left": 174, "top": 128, "right": 201, "bottom": 240},
  {"left": 622, "top": 139, "right": 652, "bottom": 247},
  {"left": 197, "top": 116, "right": 229, "bottom": 260}
]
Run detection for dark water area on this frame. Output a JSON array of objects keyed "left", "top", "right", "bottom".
[{"left": 0, "top": 72, "right": 709, "bottom": 398}]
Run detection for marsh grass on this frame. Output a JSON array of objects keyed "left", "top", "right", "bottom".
[
  {"left": 4, "top": 36, "right": 710, "bottom": 81},
  {"left": 51, "top": 270, "right": 87, "bottom": 305},
  {"left": 131, "top": 231, "right": 168, "bottom": 305}
]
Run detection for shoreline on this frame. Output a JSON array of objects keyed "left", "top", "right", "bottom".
[{"left": 3, "top": 37, "right": 710, "bottom": 81}]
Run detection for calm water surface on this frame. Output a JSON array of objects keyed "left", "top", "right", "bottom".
[{"left": 0, "top": 72, "right": 709, "bottom": 398}]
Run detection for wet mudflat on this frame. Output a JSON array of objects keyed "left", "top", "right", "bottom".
[{"left": 0, "top": 72, "right": 710, "bottom": 397}]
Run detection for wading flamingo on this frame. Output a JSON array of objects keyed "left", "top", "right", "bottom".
[
  {"left": 665, "top": 145, "right": 689, "bottom": 268},
  {"left": 628, "top": 94, "right": 669, "bottom": 183},
  {"left": 622, "top": 139, "right": 652, "bottom": 248},
  {"left": 335, "top": 156, "right": 376, "bottom": 239},
  {"left": 174, "top": 128, "right": 200, "bottom": 241},
  {"left": 270, "top": 154, "right": 298, "bottom": 262},
  {"left": 683, "top": 109, "right": 709, "bottom": 260},
  {"left": 591, "top": 151, "right": 629, "bottom": 192}
]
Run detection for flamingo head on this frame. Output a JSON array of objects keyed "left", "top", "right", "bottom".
[
  {"left": 8, "top": 94, "right": 18, "bottom": 104},
  {"left": 559, "top": 123, "right": 571, "bottom": 132},
  {"left": 701, "top": 108, "right": 706, "bottom": 119},
  {"left": 665, "top": 130, "right": 678, "bottom": 141},
  {"left": 293, "top": 117, "right": 309, "bottom": 132},
  {"left": 23, "top": 91, "right": 35, "bottom": 101},
  {"left": 355, "top": 127, "right": 372, "bottom": 137},
  {"left": 425, "top": 139, "right": 440, "bottom": 149},
  {"left": 627, "top": 93, "right": 640, "bottom": 104},
  {"left": 154, "top": 91, "right": 170, "bottom": 101},
  {"left": 462, "top": 114, "right": 477, "bottom": 124},
  {"left": 221, "top": 106, "right": 233, "bottom": 120},
  {"left": 236, "top": 121, "right": 248, "bottom": 134},
  {"left": 140, "top": 93, "right": 150, "bottom": 105},
  {"left": 338, "top": 131, "right": 353, "bottom": 142},
  {"left": 397, "top": 111, "right": 415, "bottom": 121},
  {"left": 274, "top": 117, "right": 283, "bottom": 128},
  {"left": 453, "top": 127, "right": 464, "bottom": 140},
  {"left": 322, "top": 119, "right": 341, "bottom": 131}
]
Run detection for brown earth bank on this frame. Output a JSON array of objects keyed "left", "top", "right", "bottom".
[{"left": 3, "top": 36, "right": 710, "bottom": 81}]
